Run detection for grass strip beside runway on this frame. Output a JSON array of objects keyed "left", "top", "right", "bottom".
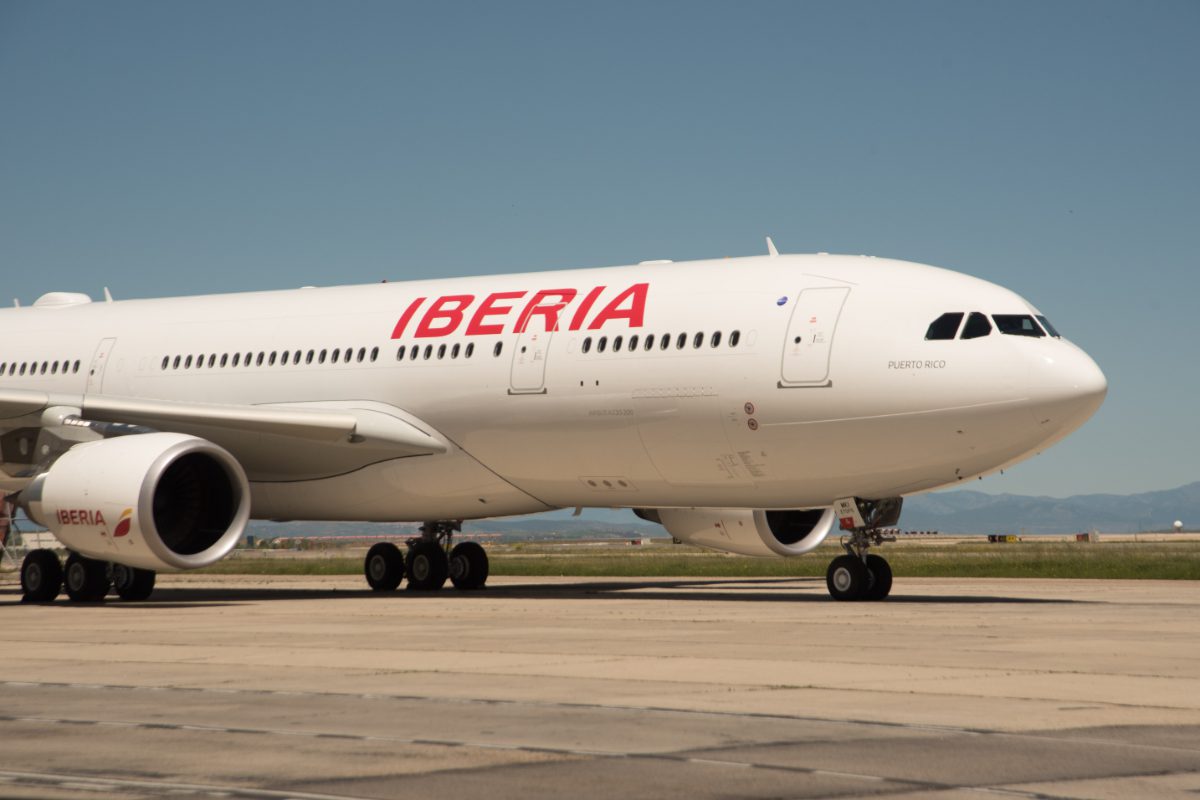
[{"left": 196, "top": 541, "right": 1200, "bottom": 580}]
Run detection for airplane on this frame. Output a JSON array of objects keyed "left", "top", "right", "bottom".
[{"left": 0, "top": 242, "right": 1107, "bottom": 603}]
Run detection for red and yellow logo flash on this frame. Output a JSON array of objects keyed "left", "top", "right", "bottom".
[{"left": 113, "top": 508, "right": 133, "bottom": 538}]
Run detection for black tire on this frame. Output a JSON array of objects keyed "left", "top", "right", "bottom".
[
  {"left": 863, "top": 554, "right": 893, "bottom": 601},
  {"left": 112, "top": 564, "right": 157, "bottom": 601},
  {"left": 365, "top": 542, "right": 405, "bottom": 591},
  {"left": 449, "top": 541, "right": 489, "bottom": 590},
  {"left": 64, "top": 553, "right": 110, "bottom": 602},
  {"left": 20, "top": 549, "right": 63, "bottom": 603},
  {"left": 826, "top": 554, "right": 869, "bottom": 601},
  {"left": 406, "top": 540, "right": 448, "bottom": 591}
]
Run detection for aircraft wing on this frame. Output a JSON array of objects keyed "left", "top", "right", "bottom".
[{"left": 0, "top": 388, "right": 448, "bottom": 485}]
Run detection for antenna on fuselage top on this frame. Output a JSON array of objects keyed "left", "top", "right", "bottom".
[
  {"left": 766, "top": 237, "right": 779, "bottom": 257},
  {"left": 103, "top": 287, "right": 113, "bottom": 302}
]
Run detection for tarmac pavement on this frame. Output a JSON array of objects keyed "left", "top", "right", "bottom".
[{"left": 1, "top": 573, "right": 1199, "bottom": 799}]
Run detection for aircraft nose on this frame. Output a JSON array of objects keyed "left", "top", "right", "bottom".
[{"left": 1029, "top": 343, "right": 1107, "bottom": 437}]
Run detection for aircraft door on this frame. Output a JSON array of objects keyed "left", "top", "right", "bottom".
[
  {"left": 780, "top": 287, "right": 849, "bottom": 386},
  {"left": 509, "top": 330, "right": 551, "bottom": 394},
  {"left": 85, "top": 337, "right": 117, "bottom": 395}
]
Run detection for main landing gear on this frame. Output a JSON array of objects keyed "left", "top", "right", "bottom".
[
  {"left": 825, "top": 497, "right": 901, "bottom": 602},
  {"left": 363, "top": 520, "right": 489, "bottom": 594},
  {"left": 20, "top": 549, "right": 157, "bottom": 603}
]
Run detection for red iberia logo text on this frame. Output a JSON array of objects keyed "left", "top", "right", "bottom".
[
  {"left": 56, "top": 507, "right": 133, "bottom": 537},
  {"left": 57, "top": 509, "right": 107, "bottom": 526},
  {"left": 391, "top": 283, "right": 649, "bottom": 339}
]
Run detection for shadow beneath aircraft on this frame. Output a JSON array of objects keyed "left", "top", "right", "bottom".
[
  {"left": 0, "top": 576, "right": 1095, "bottom": 606},
  {"left": 0, "top": 576, "right": 1083, "bottom": 606}
]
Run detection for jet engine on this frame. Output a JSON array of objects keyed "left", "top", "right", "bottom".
[
  {"left": 21, "top": 432, "right": 250, "bottom": 571},
  {"left": 635, "top": 507, "right": 836, "bottom": 557}
]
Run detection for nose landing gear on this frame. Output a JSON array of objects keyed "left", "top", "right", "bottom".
[{"left": 826, "top": 497, "right": 901, "bottom": 601}]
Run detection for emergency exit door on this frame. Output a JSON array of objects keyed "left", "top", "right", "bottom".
[{"left": 780, "top": 287, "right": 849, "bottom": 386}]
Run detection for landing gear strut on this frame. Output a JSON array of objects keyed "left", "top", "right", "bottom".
[
  {"left": 826, "top": 497, "right": 901, "bottom": 602},
  {"left": 360, "top": 520, "right": 489, "bottom": 593}
]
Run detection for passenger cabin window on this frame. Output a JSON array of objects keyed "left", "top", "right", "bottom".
[
  {"left": 993, "top": 314, "right": 1045, "bottom": 338},
  {"left": 582, "top": 337, "right": 592, "bottom": 354},
  {"left": 960, "top": 312, "right": 992, "bottom": 339},
  {"left": 925, "top": 313, "right": 964, "bottom": 341},
  {"left": 730, "top": 330, "right": 741, "bottom": 347},
  {"left": 1036, "top": 315, "right": 1061, "bottom": 338}
]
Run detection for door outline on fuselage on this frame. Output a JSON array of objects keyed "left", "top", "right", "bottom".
[
  {"left": 779, "top": 287, "right": 850, "bottom": 388},
  {"left": 85, "top": 337, "right": 117, "bottom": 396},
  {"left": 509, "top": 329, "right": 551, "bottom": 395}
]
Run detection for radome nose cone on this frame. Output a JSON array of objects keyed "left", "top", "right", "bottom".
[
  {"left": 1032, "top": 345, "right": 1107, "bottom": 435},
  {"left": 1060, "top": 346, "right": 1107, "bottom": 413}
]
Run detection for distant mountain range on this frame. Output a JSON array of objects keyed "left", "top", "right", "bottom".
[
  {"left": 901, "top": 482, "right": 1200, "bottom": 534},
  {"left": 242, "top": 482, "right": 1200, "bottom": 540}
]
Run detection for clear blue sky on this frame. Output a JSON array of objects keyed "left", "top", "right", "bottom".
[{"left": 1, "top": 1, "right": 1196, "bottom": 498}]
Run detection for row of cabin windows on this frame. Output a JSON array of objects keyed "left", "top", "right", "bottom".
[
  {"left": 1, "top": 359, "right": 82, "bottom": 377},
  {"left": 925, "top": 313, "right": 1062, "bottom": 341},
  {"left": 581, "top": 330, "right": 741, "bottom": 355},
  {"left": 161, "top": 346, "right": 381, "bottom": 371},
  {"left": 395, "top": 340, "right": 504, "bottom": 362}
]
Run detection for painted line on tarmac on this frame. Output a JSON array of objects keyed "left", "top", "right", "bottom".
[
  {"left": 5, "top": 678, "right": 1200, "bottom": 758},
  {"left": 0, "top": 769, "right": 388, "bottom": 800},
  {"left": 0, "top": 720, "right": 1158, "bottom": 800}
]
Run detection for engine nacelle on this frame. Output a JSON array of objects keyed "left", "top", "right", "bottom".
[
  {"left": 639, "top": 507, "right": 837, "bottom": 557},
  {"left": 21, "top": 432, "right": 250, "bottom": 571}
]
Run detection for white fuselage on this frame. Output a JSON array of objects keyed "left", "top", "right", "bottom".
[{"left": 0, "top": 254, "right": 1107, "bottom": 522}]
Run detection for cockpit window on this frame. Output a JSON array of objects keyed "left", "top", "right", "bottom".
[
  {"left": 925, "top": 312, "right": 964, "bottom": 340},
  {"left": 961, "top": 312, "right": 992, "bottom": 339},
  {"left": 1036, "top": 315, "right": 1061, "bottom": 338},
  {"left": 993, "top": 314, "right": 1045, "bottom": 337}
]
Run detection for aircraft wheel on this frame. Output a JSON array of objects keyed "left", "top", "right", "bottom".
[
  {"left": 826, "top": 554, "right": 869, "bottom": 601},
  {"left": 365, "top": 542, "right": 404, "bottom": 591},
  {"left": 112, "top": 564, "right": 156, "bottom": 601},
  {"left": 406, "top": 540, "right": 448, "bottom": 591},
  {"left": 64, "top": 553, "right": 110, "bottom": 603},
  {"left": 449, "top": 541, "right": 489, "bottom": 590},
  {"left": 21, "top": 549, "right": 63, "bottom": 602},
  {"left": 863, "top": 554, "right": 893, "bottom": 601}
]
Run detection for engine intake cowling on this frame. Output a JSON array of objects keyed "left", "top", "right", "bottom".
[
  {"left": 638, "top": 507, "right": 836, "bottom": 557},
  {"left": 22, "top": 432, "right": 250, "bottom": 571}
]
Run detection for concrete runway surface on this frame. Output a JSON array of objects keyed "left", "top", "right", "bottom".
[{"left": 1, "top": 573, "right": 1199, "bottom": 799}]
